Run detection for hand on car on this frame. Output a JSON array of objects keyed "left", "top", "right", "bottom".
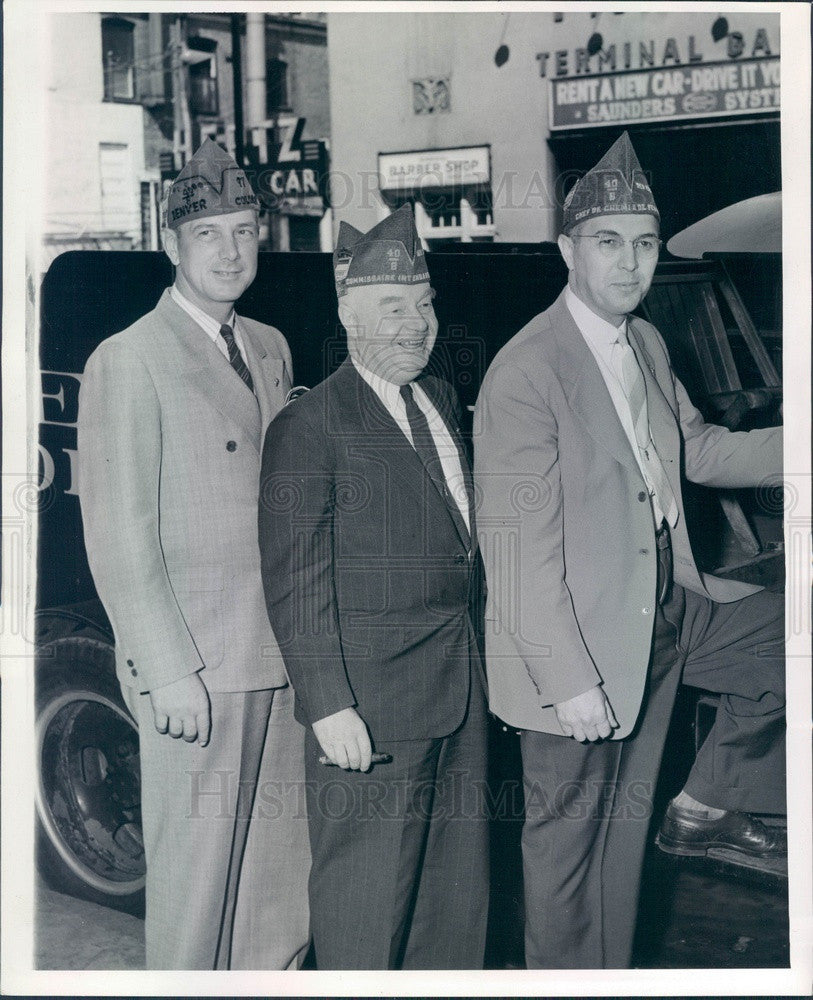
[
  {"left": 312, "top": 707, "right": 372, "bottom": 771},
  {"left": 554, "top": 685, "right": 618, "bottom": 742},
  {"left": 149, "top": 672, "right": 211, "bottom": 746}
]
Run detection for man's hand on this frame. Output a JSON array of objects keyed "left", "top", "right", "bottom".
[
  {"left": 554, "top": 685, "right": 618, "bottom": 742},
  {"left": 312, "top": 707, "right": 372, "bottom": 771},
  {"left": 149, "top": 672, "right": 211, "bottom": 746}
]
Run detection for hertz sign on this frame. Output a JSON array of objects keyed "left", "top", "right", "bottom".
[{"left": 549, "top": 57, "right": 780, "bottom": 130}]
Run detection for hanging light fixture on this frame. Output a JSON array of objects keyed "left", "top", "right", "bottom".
[
  {"left": 494, "top": 13, "right": 511, "bottom": 67},
  {"left": 712, "top": 16, "right": 729, "bottom": 41},
  {"left": 587, "top": 32, "right": 603, "bottom": 56}
]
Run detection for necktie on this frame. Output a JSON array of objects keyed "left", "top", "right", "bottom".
[
  {"left": 399, "top": 383, "right": 470, "bottom": 542},
  {"left": 612, "top": 334, "right": 678, "bottom": 528},
  {"left": 220, "top": 324, "right": 255, "bottom": 395}
]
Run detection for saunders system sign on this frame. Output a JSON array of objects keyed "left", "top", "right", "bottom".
[{"left": 549, "top": 57, "right": 779, "bottom": 130}]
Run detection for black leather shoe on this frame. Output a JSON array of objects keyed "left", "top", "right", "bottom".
[{"left": 656, "top": 799, "right": 787, "bottom": 862}]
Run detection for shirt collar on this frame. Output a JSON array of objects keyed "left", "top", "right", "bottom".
[
  {"left": 565, "top": 284, "right": 627, "bottom": 357},
  {"left": 351, "top": 357, "right": 408, "bottom": 411},
  {"left": 170, "top": 284, "right": 236, "bottom": 342}
]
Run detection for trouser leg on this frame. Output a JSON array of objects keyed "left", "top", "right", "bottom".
[
  {"left": 226, "top": 685, "right": 311, "bottom": 970},
  {"left": 679, "top": 588, "right": 786, "bottom": 814},
  {"left": 124, "top": 686, "right": 249, "bottom": 969},
  {"left": 400, "top": 675, "right": 490, "bottom": 970},
  {"left": 520, "top": 552, "right": 684, "bottom": 969},
  {"left": 305, "top": 690, "right": 488, "bottom": 971},
  {"left": 304, "top": 727, "right": 420, "bottom": 969}
]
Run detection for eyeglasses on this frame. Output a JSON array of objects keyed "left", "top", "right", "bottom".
[{"left": 570, "top": 233, "right": 662, "bottom": 260}]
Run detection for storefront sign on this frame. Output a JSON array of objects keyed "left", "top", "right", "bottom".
[
  {"left": 537, "top": 27, "right": 774, "bottom": 78},
  {"left": 378, "top": 146, "right": 490, "bottom": 190},
  {"left": 200, "top": 117, "right": 329, "bottom": 212},
  {"left": 549, "top": 57, "right": 779, "bottom": 130}
]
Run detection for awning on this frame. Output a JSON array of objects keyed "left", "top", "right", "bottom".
[{"left": 666, "top": 191, "right": 781, "bottom": 258}]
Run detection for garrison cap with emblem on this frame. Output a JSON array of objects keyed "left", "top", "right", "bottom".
[
  {"left": 562, "top": 131, "right": 659, "bottom": 234},
  {"left": 333, "top": 204, "right": 430, "bottom": 297},
  {"left": 166, "top": 138, "right": 259, "bottom": 230}
]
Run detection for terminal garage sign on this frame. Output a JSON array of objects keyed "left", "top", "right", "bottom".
[
  {"left": 378, "top": 146, "right": 491, "bottom": 190},
  {"left": 549, "top": 57, "right": 779, "bottom": 129}
]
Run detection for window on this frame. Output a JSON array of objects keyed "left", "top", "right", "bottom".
[
  {"left": 266, "top": 59, "right": 289, "bottom": 115},
  {"left": 99, "top": 143, "right": 133, "bottom": 237},
  {"left": 413, "top": 191, "right": 495, "bottom": 248},
  {"left": 187, "top": 37, "right": 218, "bottom": 115},
  {"left": 101, "top": 17, "right": 135, "bottom": 101}
]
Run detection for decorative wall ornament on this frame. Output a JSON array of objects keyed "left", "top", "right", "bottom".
[{"left": 412, "top": 78, "right": 451, "bottom": 114}]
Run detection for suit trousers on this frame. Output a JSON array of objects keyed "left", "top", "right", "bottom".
[
  {"left": 304, "top": 673, "right": 489, "bottom": 970},
  {"left": 520, "top": 534, "right": 786, "bottom": 968},
  {"left": 124, "top": 683, "right": 311, "bottom": 970}
]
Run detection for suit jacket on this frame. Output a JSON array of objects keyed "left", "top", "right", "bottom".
[
  {"left": 258, "top": 358, "right": 480, "bottom": 742},
  {"left": 473, "top": 289, "right": 782, "bottom": 738},
  {"left": 77, "top": 289, "right": 293, "bottom": 694}
]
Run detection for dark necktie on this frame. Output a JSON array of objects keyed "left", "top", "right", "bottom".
[
  {"left": 400, "top": 382, "right": 470, "bottom": 542},
  {"left": 220, "top": 324, "right": 255, "bottom": 395}
]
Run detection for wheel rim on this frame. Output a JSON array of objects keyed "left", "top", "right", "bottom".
[{"left": 36, "top": 690, "right": 146, "bottom": 895}]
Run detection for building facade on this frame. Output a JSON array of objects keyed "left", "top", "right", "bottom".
[
  {"left": 44, "top": 13, "right": 163, "bottom": 267},
  {"left": 43, "top": 11, "right": 331, "bottom": 266},
  {"left": 327, "top": 10, "right": 780, "bottom": 246}
]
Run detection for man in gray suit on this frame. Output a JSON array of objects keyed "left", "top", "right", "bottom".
[
  {"left": 475, "top": 133, "right": 785, "bottom": 968},
  {"left": 78, "top": 140, "right": 310, "bottom": 969}
]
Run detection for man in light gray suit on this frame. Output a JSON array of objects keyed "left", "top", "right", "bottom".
[
  {"left": 475, "top": 132, "right": 785, "bottom": 968},
  {"left": 77, "top": 140, "right": 310, "bottom": 969}
]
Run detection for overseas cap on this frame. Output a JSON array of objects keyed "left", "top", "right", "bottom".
[
  {"left": 562, "top": 131, "right": 659, "bottom": 234},
  {"left": 334, "top": 204, "right": 430, "bottom": 298},
  {"left": 166, "top": 138, "right": 259, "bottom": 230}
]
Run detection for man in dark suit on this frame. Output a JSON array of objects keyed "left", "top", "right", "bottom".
[
  {"left": 258, "top": 205, "right": 489, "bottom": 970},
  {"left": 475, "top": 133, "right": 785, "bottom": 968}
]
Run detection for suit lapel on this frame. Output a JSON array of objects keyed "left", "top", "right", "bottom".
[
  {"left": 343, "top": 361, "right": 471, "bottom": 552},
  {"left": 156, "top": 291, "right": 262, "bottom": 451},
  {"left": 548, "top": 294, "right": 640, "bottom": 475},
  {"left": 240, "top": 321, "right": 288, "bottom": 432}
]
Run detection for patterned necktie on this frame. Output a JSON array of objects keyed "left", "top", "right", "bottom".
[
  {"left": 399, "top": 383, "right": 470, "bottom": 542},
  {"left": 613, "top": 334, "right": 678, "bottom": 528},
  {"left": 220, "top": 324, "right": 255, "bottom": 395}
]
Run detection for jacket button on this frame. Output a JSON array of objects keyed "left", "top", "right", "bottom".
[
  {"left": 130, "top": 668, "right": 138, "bottom": 676},
  {"left": 642, "top": 606, "right": 652, "bottom": 615},
  {"left": 639, "top": 548, "right": 649, "bottom": 555},
  {"left": 126, "top": 659, "right": 134, "bottom": 666},
  {"left": 454, "top": 553, "right": 466, "bottom": 564},
  {"left": 637, "top": 491, "right": 647, "bottom": 502},
  {"left": 226, "top": 440, "right": 237, "bottom": 452}
]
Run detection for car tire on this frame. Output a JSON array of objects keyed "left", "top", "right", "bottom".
[{"left": 36, "top": 618, "right": 145, "bottom": 916}]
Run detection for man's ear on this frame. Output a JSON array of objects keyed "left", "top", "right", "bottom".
[
  {"left": 162, "top": 227, "right": 180, "bottom": 266},
  {"left": 558, "top": 232, "right": 575, "bottom": 271},
  {"left": 337, "top": 299, "right": 357, "bottom": 332}
]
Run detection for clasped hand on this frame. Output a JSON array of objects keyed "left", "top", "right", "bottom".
[
  {"left": 312, "top": 707, "right": 372, "bottom": 771},
  {"left": 554, "top": 684, "right": 618, "bottom": 742},
  {"left": 149, "top": 672, "right": 211, "bottom": 746}
]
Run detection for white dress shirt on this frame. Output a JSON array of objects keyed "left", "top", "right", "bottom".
[
  {"left": 170, "top": 284, "right": 248, "bottom": 359},
  {"left": 565, "top": 284, "right": 674, "bottom": 527},
  {"left": 351, "top": 358, "right": 470, "bottom": 533}
]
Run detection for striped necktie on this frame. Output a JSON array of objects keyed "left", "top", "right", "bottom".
[
  {"left": 220, "top": 324, "right": 255, "bottom": 395},
  {"left": 613, "top": 333, "right": 678, "bottom": 528}
]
